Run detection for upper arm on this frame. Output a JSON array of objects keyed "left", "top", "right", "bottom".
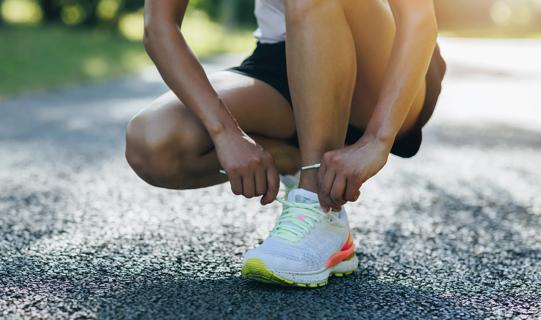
[
  {"left": 144, "top": 0, "right": 189, "bottom": 30},
  {"left": 387, "top": 0, "right": 437, "bottom": 27}
]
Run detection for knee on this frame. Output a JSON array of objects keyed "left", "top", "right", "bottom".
[
  {"left": 284, "top": 0, "right": 326, "bottom": 24},
  {"left": 125, "top": 110, "right": 193, "bottom": 189}
]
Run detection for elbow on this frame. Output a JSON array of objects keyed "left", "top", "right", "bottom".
[
  {"left": 143, "top": 21, "right": 170, "bottom": 53},
  {"left": 143, "top": 23, "right": 159, "bottom": 54},
  {"left": 399, "top": 8, "right": 438, "bottom": 45},
  {"left": 143, "top": 21, "right": 182, "bottom": 55},
  {"left": 416, "top": 9, "right": 438, "bottom": 41},
  {"left": 143, "top": 33, "right": 152, "bottom": 54}
]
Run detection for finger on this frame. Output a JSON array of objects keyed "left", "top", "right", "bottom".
[
  {"left": 345, "top": 176, "right": 363, "bottom": 202},
  {"left": 318, "top": 169, "right": 336, "bottom": 213},
  {"left": 229, "top": 172, "right": 243, "bottom": 196},
  {"left": 261, "top": 165, "right": 279, "bottom": 205},
  {"left": 318, "top": 159, "right": 327, "bottom": 187},
  {"left": 330, "top": 174, "right": 347, "bottom": 210},
  {"left": 242, "top": 173, "right": 256, "bottom": 198},
  {"left": 255, "top": 167, "right": 267, "bottom": 197}
]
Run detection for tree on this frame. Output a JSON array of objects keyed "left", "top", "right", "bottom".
[
  {"left": 191, "top": 0, "right": 255, "bottom": 28},
  {"left": 38, "top": 0, "right": 62, "bottom": 23}
]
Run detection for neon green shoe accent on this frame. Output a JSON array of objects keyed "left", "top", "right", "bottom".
[
  {"left": 271, "top": 199, "right": 324, "bottom": 243},
  {"left": 242, "top": 258, "right": 330, "bottom": 288},
  {"left": 334, "top": 273, "right": 344, "bottom": 277},
  {"left": 241, "top": 258, "right": 286, "bottom": 285}
]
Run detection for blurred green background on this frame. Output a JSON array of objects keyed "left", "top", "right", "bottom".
[{"left": 1, "top": 0, "right": 541, "bottom": 99}]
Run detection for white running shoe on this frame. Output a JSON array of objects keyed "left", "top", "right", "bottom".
[{"left": 242, "top": 188, "right": 358, "bottom": 287}]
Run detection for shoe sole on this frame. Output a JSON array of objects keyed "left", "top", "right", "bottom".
[{"left": 241, "top": 255, "right": 358, "bottom": 288}]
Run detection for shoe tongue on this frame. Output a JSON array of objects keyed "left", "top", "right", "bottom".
[{"left": 287, "top": 188, "right": 319, "bottom": 204}]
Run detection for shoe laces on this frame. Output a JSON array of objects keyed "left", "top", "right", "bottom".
[{"left": 270, "top": 198, "right": 324, "bottom": 243}]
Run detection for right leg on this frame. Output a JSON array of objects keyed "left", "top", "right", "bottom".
[{"left": 125, "top": 71, "right": 301, "bottom": 190}]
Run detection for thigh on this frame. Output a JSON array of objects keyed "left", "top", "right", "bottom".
[
  {"left": 139, "top": 70, "right": 296, "bottom": 155},
  {"left": 341, "top": 0, "right": 426, "bottom": 137}
]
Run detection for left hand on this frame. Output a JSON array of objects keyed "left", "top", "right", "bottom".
[{"left": 317, "top": 137, "right": 392, "bottom": 212}]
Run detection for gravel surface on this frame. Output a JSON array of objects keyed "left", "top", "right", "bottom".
[{"left": 1, "top": 38, "right": 540, "bottom": 319}]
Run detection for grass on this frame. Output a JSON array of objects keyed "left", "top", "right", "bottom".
[
  {"left": 0, "top": 26, "right": 148, "bottom": 99},
  {"left": 0, "top": 11, "right": 254, "bottom": 99}
]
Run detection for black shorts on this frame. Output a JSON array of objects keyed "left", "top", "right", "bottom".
[{"left": 227, "top": 41, "right": 446, "bottom": 158}]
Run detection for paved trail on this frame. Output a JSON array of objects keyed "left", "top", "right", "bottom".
[{"left": 1, "top": 38, "right": 540, "bottom": 319}]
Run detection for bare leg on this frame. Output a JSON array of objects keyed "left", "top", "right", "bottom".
[
  {"left": 126, "top": 71, "right": 300, "bottom": 190},
  {"left": 284, "top": 0, "right": 357, "bottom": 193}
]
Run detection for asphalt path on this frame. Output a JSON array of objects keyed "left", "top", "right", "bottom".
[{"left": 1, "top": 38, "right": 540, "bottom": 319}]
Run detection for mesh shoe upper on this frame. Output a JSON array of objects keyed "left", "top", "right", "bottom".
[{"left": 243, "top": 188, "right": 351, "bottom": 273}]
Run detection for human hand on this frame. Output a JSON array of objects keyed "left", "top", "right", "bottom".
[
  {"left": 317, "top": 137, "right": 392, "bottom": 212},
  {"left": 214, "top": 129, "right": 279, "bottom": 205}
]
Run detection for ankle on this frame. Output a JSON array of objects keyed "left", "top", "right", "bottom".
[{"left": 298, "top": 171, "right": 319, "bottom": 194}]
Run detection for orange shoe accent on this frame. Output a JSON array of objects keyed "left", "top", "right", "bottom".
[
  {"left": 340, "top": 233, "right": 353, "bottom": 251},
  {"left": 325, "top": 233, "right": 355, "bottom": 268}
]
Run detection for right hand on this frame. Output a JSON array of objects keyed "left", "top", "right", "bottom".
[{"left": 213, "top": 129, "right": 279, "bottom": 205}]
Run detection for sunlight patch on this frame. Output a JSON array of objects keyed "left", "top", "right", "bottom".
[
  {"left": 83, "top": 57, "right": 109, "bottom": 78},
  {"left": 1, "top": 0, "right": 42, "bottom": 25},
  {"left": 119, "top": 11, "right": 144, "bottom": 41}
]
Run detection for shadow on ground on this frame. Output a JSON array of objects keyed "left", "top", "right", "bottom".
[
  {"left": 99, "top": 276, "right": 485, "bottom": 319},
  {"left": 0, "top": 249, "right": 487, "bottom": 319}
]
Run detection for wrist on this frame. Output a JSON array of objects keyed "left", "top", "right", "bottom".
[
  {"left": 362, "top": 116, "right": 397, "bottom": 145},
  {"left": 357, "top": 131, "right": 394, "bottom": 151},
  {"left": 208, "top": 121, "right": 241, "bottom": 140},
  {"left": 206, "top": 98, "right": 242, "bottom": 140}
]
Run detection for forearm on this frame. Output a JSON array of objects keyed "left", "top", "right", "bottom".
[
  {"left": 363, "top": 8, "right": 437, "bottom": 146},
  {"left": 144, "top": 23, "right": 240, "bottom": 138}
]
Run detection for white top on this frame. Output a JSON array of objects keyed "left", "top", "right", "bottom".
[{"left": 254, "top": 0, "right": 286, "bottom": 44}]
